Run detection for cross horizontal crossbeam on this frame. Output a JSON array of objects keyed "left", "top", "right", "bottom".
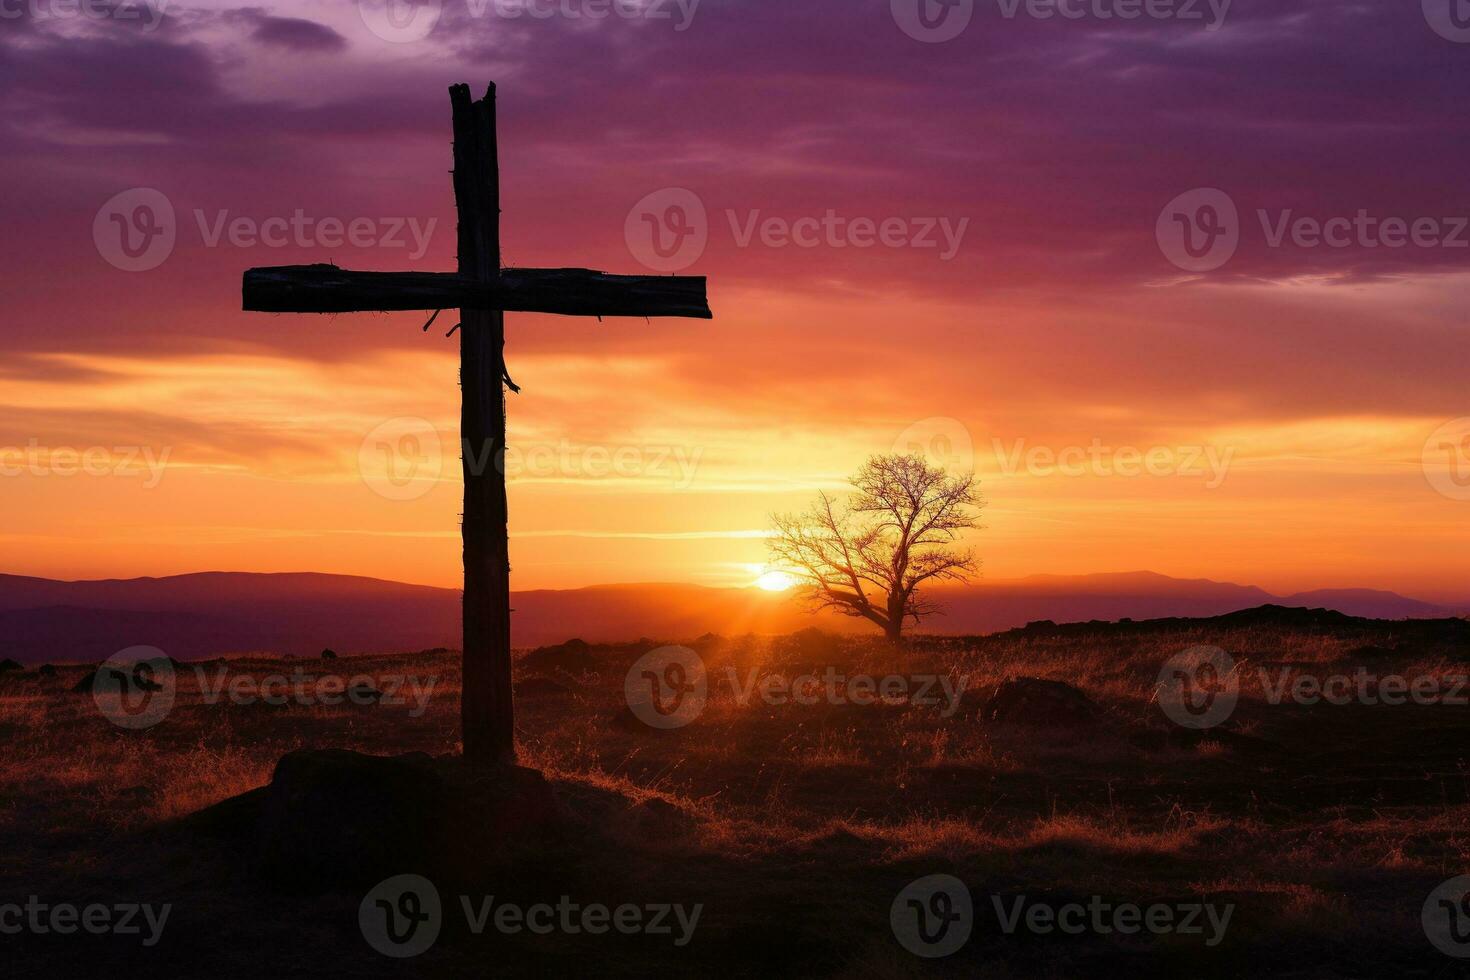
[{"left": 242, "top": 263, "right": 711, "bottom": 319}]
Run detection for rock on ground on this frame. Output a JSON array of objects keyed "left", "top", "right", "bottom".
[{"left": 979, "top": 677, "right": 1102, "bottom": 728}]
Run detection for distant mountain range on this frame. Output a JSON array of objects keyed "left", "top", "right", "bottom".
[{"left": 0, "top": 569, "right": 1460, "bottom": 665}]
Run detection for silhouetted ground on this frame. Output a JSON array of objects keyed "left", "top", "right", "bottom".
[{"left": 3, "top": 606, "right": 1470, "bottom": 977}]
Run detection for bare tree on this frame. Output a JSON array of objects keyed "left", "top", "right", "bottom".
[{"left": 769, "top": 453, "right": 982, "bottom": 642}]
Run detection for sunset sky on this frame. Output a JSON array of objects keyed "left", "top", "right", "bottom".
[{"left": 4, "top": 0, "right": 1470, "bottom": 601}]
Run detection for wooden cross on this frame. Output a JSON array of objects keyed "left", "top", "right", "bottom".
[{"left": 240, "top": 82, "right": 711, "bottom": 766}]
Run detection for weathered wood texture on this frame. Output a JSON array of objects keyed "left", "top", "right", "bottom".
[
  {"left": 242, "top": 265, "right": 711, "bottom": 319},
  {"left": 451, "top": 82, "right": 514, "bottom": 767}
]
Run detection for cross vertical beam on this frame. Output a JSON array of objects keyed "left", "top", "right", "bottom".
[
  {"left": 239, "top": 81, "right": 711, "bottom": 769},
  {"left": 450, "top": 82, "right": 513, "bottom": 766}
]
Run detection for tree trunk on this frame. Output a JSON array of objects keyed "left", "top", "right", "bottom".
[{"left": 884, "top": 594, "right": 906, "bottom": 644}]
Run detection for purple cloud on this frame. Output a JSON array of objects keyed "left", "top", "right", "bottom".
[{"left": 236, "top": 10, "right": 348, "bottom": 53}]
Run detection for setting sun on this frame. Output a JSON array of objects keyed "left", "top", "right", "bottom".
[{"left": 755, "top": 570, "right": 798, "bottom": 592}]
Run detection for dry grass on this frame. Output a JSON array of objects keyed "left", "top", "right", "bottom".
[{"left": 4, "top": 615, "right": 1470, "bottom": 976}]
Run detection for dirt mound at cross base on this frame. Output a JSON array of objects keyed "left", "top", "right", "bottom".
[{"left": 183, "top": 749, "right": 561, "bottom": 893}]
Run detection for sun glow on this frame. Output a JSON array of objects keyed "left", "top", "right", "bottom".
[{"left": 755, "top": 570, "right": 798, "bottom": 592}]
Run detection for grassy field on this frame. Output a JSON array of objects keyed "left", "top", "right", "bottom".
[{"left": 3, "top": 608, "right": 1470, "bottom": 977}]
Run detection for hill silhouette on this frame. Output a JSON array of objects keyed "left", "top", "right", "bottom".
[{"left": 0, "top": 569, "right": 1457, "bottom": 664}]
